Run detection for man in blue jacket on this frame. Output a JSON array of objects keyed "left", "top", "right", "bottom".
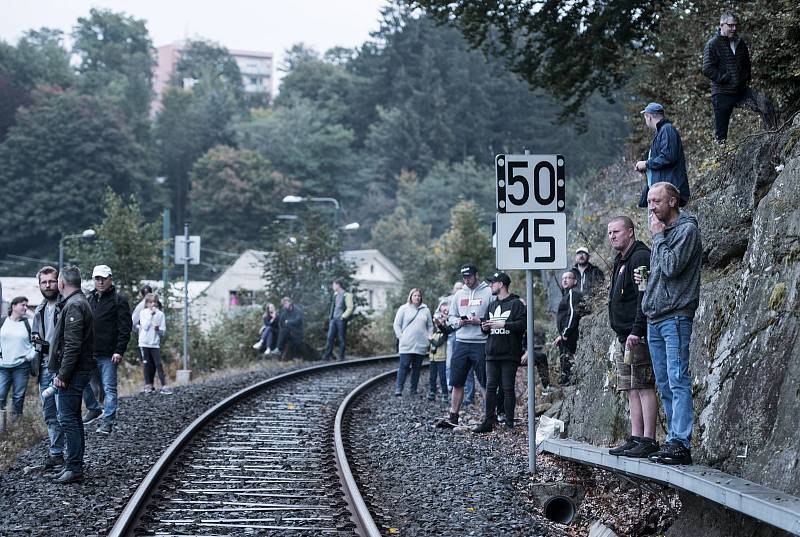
[{"left": 635, "top": 103, "right": 690, "bottom": 209}]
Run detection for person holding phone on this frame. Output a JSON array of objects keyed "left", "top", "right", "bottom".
[{"left": 138, "top": 293, "right": 171, "bottom": 394}]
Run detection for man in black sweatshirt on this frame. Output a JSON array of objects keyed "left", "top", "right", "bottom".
[
  {"left": 606, "top": 216, "right": 658, "bottom": 458},
  {"left": 474, "top": 271, "right": 526, "bottom": 432},
  {"left": 82, "top": 265, "right": 131, "bottom": 435}
]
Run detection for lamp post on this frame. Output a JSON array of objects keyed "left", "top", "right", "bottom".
[
  {"left": 58, "top": 229, "right": 96, "bottom": 272},
  {"left": 281, "top": 195, "right": 360, "bottom": 231}
]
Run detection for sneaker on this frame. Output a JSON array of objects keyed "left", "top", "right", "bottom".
[
  {"left": 53, "top": 470, "right": 84, "bottom": 484},
  {"left": 82, "top": 409, "right": 102, "bottom": 424},
  {"left": 609, "top": 436, "right": 641, "bottom": 456},
  {"left": 504, "top": 419, "right": 514, "bottom": 430},
  {"left": 142, "top": 385, "right": 154, "bottom": 394},
  {"left": 649, "top": 440, "right": 692, "bottom": 465},
  {"left": 541, "top": 388, "right": 552, "bottom": 397},
  {"left": 44, "top": 454, "right": 64, "bottom": 469},
  {"left": 435, "top": 412, "right": 459, "bottom": 429},
  {"left": 252, "top": 341, "right": 263, "bottom": 350},
  {"left": 159, "top": 386, "right": 174, "bottom": 395},
  {"left": 624, "top": 437, "right": 659, "bottom": 458},
  {"left": 96, "top": 422, "right": 113, "bottom": 435},
  {"left": 394, "top": 391, "right": 402, "bottom": 397},
  {"left": 473, "top": 419, "right": 495, "bottom": 433}
]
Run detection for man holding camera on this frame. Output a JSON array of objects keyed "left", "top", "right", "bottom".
[
  {"left": 31, "top": 266, "right": 65, "bottom": 470},
  {"left": 48, "top": 266, "right": 95, "bottom": 483}
]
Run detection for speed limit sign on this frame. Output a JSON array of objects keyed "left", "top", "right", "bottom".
[
  {"left": 496, "top": 154, "right": 565, "bottom": 213},
  {"left": 496, "top": 212, "right": 567, "bottom": 270}
]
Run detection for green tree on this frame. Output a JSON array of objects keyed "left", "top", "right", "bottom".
[
  {"left": 173, "top": 39, "right": 245, "bottom": 107},
  {"left": 189, "top": 145, "right": 297, "bottom": 250},
  {"left": 70, "top": 190, "right": 163, "bottom": 295},
  {"left": 0, "top": 91, "right": 154, "bottom": 259},
  {"left": 432, "top": 200, "right": 495, "bottom": 291}
]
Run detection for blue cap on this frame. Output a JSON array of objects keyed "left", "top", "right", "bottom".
[{"left": 640, "top": 102, "right": 665, "bottom": 115}]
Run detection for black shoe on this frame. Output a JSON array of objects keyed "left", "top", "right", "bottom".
[
  {"left": 473, "top": 419, "right": 495, "bottom": 433},
  {"left": 394, "top": 391, "right": 402, "bottom": 397},
  {"left": 649, "top": 440, "right": 692, "bottom": 465},
  {"left": 624, "top": 437, "right": 658, "bottom": 458},
  {"left": 96, "top": 422, "right": 113, "bottom": 435},
  {"left": 504, "top": 419, "right": 514, "bottom": 430},
  {"left": 53, "top": 470, "right": 84, "bottom": 484},
  {"left": 609, "top": 436, "right": 641, "bottom": 456},
  {"left": 427, "top": 393, "right": 435, "bottom": 401},
  {"left": 44, "top": 454, "right": 64, "bottom": 469},
  {"left": 435, "top": 412, "right": 459, "bottom": 429},
  {"left": 82, "top": 409, "right": 102, "bottom": 424}
]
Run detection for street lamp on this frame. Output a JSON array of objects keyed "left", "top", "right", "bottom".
[
  {"left": 59, "top": 229, "right": 96, "bottom": 272},
  {"left": 342, "top": 222, "right": 360, "bottom": 231},
  {"left": 282, "top": 195, "right": 342, "bottom": 226}
]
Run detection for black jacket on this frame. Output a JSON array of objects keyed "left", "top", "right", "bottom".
[
  {"left": 570, "top": 263, "right": 605, "bottom": 295},
  {"left": 608, "top": 240, "right": 651, "bottom": 342},
  {"left": 48, "top": 289, "right": 95, "bottom": 382},
  {"left": 702, "top": 32, "right": 751, "bottom": 96},
  {"left": 278, "top": 305, "right": 304, "bottom": 341},
  {"left": 482, "top": 294, "right": 526, "bottom": 362},
  {"left": 87, "top": 286, "right": 132, "bottom": 357},
  {"left": 556, "top": 288, "right": 583, "bottom": 353}
]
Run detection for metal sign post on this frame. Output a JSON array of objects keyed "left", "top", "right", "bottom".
[
  {"left": 495, "top": 152, "right": 568, "bottom": 474},
  {"left": 174, "top": 225, "right": 200, "bottom": 385}
]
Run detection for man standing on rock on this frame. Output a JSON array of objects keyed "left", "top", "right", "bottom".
[
  {"left": 553, "top": 271, "right": 583, "bottom": 386},
  {"left": 640, "top": 182, "right": 702, "bottom": 465},
  {"left": 702, "top": 11, "right": 777, "bottom": 144},
  {"left": 570, "top": 247, "right": 605, "bottom": 296},
  {"left": 635, "top": 103, "right": 690, "bottom": 210},
  {"left": 606, "top": 217, "right": 658, "bottom": 458}
]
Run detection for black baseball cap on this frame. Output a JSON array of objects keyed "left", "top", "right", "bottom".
[
  {"left": 486, "top": 271, "right": 511, "bottom": 287},
  {"left": 460, "top": 264, "right": 478, "bottom": 276}
]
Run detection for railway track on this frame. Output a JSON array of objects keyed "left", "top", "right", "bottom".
[{"left": 109, "top": 356, "right": 397, "bottom": 536}]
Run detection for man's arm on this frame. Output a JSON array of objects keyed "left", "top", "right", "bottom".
[
  {"left": 653, "top": 224, "right": 701, "bottom": 279},
  {"left": 702, "top": 40, "right": 728, "bottom": 83},
  {"left": 560, "top": 290, "right": 581, "bottom": 339},
  {"left": 57, "top": 304, "right": 82, "bottom": 383},
  {"left": 503, "top": 301, "right": 527, "bottom": 334},
  {"left": 647, "top": 127, "right": 679, "bottom": 170},
  {"left": 342, "top": 292, "right": 354, "bottom": 319},
  {"left": 115, "top": 294, "right": 132, "bottom": 357},
  {"left": 741, "top": 41, "right": 752, "bottom": 84}
]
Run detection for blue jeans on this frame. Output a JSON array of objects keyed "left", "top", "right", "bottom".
[
  {"left": 428, "top": 361, "right": 447, "bottom": 396},
  {"left": 55, "top": 370, "right": 91, "bottom": 472},
  {"left": 0, "top": 362, "right": 30, "bottom": 417},
  {"left": 323, "top": 319, "right": 347, "bottom": 359},
  {"left": 260, "top": 326, "right": 276, "bottom": 350},
  {"left": 465, "top": 367, "right": 476, "bottom": 404},
  {"left": 83, "top": 356, "right": 118, "bottom": 424},
  {"left": 396, "top": 354, "right": 424, "bottom": 394},
  {"left": 648, "top": 316, "right": 694, "bottom": 448},
  {"left": 39, "top": 368, "right": 64, "bottom": 456}
]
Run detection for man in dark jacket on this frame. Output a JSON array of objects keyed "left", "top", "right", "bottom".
[
  {"left": 82, "top": 265, "right": 131, "bottom": 435},
  {"left": 640, "top": 182, "right": 702, "bottom": 465},
  {"left": 702, "top": 11, "right": 776, "bottom": 143},
  {"left": 474, "top": 271, "right": 526, "bottom": 432},
  {"left": 635, "top": 103, "right": 690, "bottom": 208},
  {"left": 570, "top": 246, "right": 605, "bottom": 296},
  {"left": 273, "top": 296, "right": 304, "bottom": 358},
  {"left": 49, "top": 266, "right": 95, "bottom": 483},
  {"left": 554, "top": 271, "right": 583, "bottom": 386},
  {"left": 606, "top": 217, "right": 658, "bottom": 458}
]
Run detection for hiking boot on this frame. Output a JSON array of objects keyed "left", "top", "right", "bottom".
[
  {"left": 82, "top": 409, "right": 102, "bottom": 424},
  {"left": 44, "top": 454, "right": 64, "bottom": 469},
  {"left": 649, "top": 440, "right": 692, "bottom": 465},
  {"left": 473, "top": 419, "right": 495, "bottom": 433},
  {"left": 96, "top": 422, "right": 113, "bottom": 435},
  {"left": 609, "top": 436, "right": 641, "bottom": 456},
  {"left": 624, "top": 437, "right": 658, "bottom": 458},
  {"left": 435, "top": 412, "right": 459, "bottom": 429}
]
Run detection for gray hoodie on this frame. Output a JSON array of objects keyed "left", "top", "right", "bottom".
[
  {"left": 393, "top": 303, "right": 433, "bottom": 355},
  {"left": 642, "top": 211, "right": 702, "bottom": 323},
  {"left": 448, "top": 281, "right": 493, "bottom": 343}
]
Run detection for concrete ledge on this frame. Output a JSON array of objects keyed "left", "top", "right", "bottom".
[{"left": 541, "top": 438, "right": 800, "bottom": 536}]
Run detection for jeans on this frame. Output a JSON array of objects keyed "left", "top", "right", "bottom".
[
  {"left": 428, "top": 361, "right": 447, "bottom": 396},
  {"left": 39, "top": 368, "right": 64, "bottom": 455},
  {"left": 260, "top": 326, "right": 276, "bottom": 351},
  {"left": 0, "top": 362, "right": 30, "bottom": 417},
  {"left": 464, "top": 367, "right": 476, "bottom": 403},
  {"left": 55, "top": 370, "right": 91, "bottom": 472},
  {"left": 83, "top": 356, "right": 118, "bottom": 425},
  {"left": 323, "top": 319, "right": 347, "bottom": 360},
  {"left": 395, "top": 354, "right": 424, "bottom": 394},
  {"left": 648, "top": 316, "right": 694, "bottom": 448},
  {"left": 141, "top": 347, "right": 166, "bottom": 386},
  {"left": 445, "top": 332, "right": 456, "bottom": 388},
  {"left": 485, "top": 360, "right": 519, "bottom": 423}
]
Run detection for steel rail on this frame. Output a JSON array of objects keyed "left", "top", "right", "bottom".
[
  {"left": 109, "top": 354, "right": 398, "bottom": 537},
  {"left": 334, "top": 369, "right": 397, "bottom": 537}
]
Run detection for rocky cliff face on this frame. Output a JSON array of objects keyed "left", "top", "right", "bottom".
[{"left": 549, "top": 115, "right": 800, "bottom": 499}]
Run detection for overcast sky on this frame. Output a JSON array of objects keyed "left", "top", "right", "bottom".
[{"left": 2, "top": 0, "right": 388, "bottom": 86}]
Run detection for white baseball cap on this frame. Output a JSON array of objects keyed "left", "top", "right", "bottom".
[{"left": 92, "top": 265, "right": 112, "bottom": 278}]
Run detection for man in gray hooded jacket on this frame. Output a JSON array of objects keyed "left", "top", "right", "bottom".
[{"left": 640, "top": 182, "right": 702, "bottom": 465}]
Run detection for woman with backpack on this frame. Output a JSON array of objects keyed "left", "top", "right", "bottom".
[
  {"left": 393, "top": 288, "right": 433, "bottom": 396},
  {"left": 0, "top": 296, "right": 36, "bottom": 421}
]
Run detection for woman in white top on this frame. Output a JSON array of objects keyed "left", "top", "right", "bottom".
[
  {"left": 138, "top": 293, "right": 171, "bottom": 394},
  {"left": 0, "top": 296, "right": 36, "bottom": 420},
  {"left": 392, "top": 288, "right": 433, "bottom": 396}
]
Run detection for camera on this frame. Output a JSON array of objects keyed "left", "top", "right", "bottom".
[{"left": 32, "top": 337, "right": 50, "bottom": 355}]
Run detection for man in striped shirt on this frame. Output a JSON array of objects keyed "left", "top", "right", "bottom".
[{"left": 553, "top": 271, "right": 584, "bottom": 386}]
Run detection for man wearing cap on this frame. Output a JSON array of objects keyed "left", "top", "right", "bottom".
[
  {"left": 474, "top": 271, "right": 526, "bottom": 432},
  {"left": 82, "top": 265, "right": 132, "bottom": 435},
  {"left": 438, "top": 264, "right": 493, "bottom": 428},
  {"left": 553, "top": 271, "right": 583, "bottom": 386},
  {"left": 634, "top": 103, "right": 690, "bottom": 209},
  {"left": 702, "top": 11, "right": 776, "bottom": 144},
  {"left": 570, "top": 247, "right": 605, "bottom": 296}
]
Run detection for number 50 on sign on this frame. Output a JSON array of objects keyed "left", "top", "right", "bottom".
[{"left": 495, "top": 213, "right": 567, "bottom": 270}]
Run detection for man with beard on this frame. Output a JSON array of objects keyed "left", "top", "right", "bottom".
[{"left": 570, "top": 247, "right": 604, "bottom": 296}]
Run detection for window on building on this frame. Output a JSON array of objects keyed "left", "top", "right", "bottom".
[
  {"left": 368, "top": 290, "right": 374, "bottom": 308},
  {"left": 370, "top": 264, "right": 375, "bottom": 274},
  {"left": 250, "top": 77, "right": 259, "bottom": 86}
]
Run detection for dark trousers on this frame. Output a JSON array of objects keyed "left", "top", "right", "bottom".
[
  {"left": 277, "top": 330, "right": 302, "bottom": 357},
  {"left": 559, "top": 348, "right": 575, "bottom": 385},
  {"left": 323, "top": 319, "right": 347, "bottom": 360},
  {"left": 396, "top": 354, "right": 424, "bottom": 394},
  {"left": 141, "top": 347, "right": 166, "bottom": 386},
  {"left": 485, "top": 360, "right": 518, "bottom": 425},
  {"left": 428, "top": 361, "right": 447, "bottom": 396},
  {"left": 55, "top": 370, "right": 92, "bottom": 472},
  {"left": 534, "top": 351, "right": 550, "bottom": 388},
  {"left": 712, "top": 88, "right": 776, "bottom": 141}
]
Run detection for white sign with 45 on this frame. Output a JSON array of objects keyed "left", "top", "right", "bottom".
[{"left": 495, "top": 213, "right": 567, "bottom": 270}]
